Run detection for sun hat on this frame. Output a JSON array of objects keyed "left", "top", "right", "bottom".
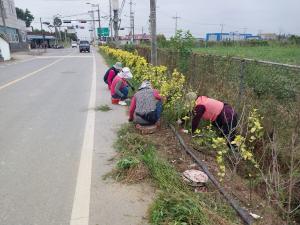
[
  {"left": 119, "top": 67, "right": 133, "bottom": 79},
  {"left": 113, "top": 62, "right": 123, "bottom": 70},
  {"left": 139, "top": 80, "right": 152, "bottom": 90}
]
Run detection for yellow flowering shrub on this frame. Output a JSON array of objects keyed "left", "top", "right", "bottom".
[
  {"left": 192, "top": 109, "right": 264, "bottom": 179},
  {"left": 101, "top": 46, "right": 264, "bottom": 181},
  {"left": 100, "top": 46, "right": 185, "bottom": 113}
]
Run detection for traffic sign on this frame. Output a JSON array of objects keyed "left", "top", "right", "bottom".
[{"left": 97, "top": 27, "right": 109, "bottom": 37}]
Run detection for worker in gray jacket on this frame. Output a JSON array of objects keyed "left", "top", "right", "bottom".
[{"left": 128, "top": 81, "right": 163, "bottom": 125}]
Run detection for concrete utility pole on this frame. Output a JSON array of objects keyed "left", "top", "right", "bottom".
[
  {"left": 109, "top": 0, "right": 113, "bottom": 41},
  {"left": 150, "top": 0, "right": 157, "bottom": 66},
  {"left": 112, "top": 0, "right": 119, "bottom": 45},
  {"left": 129, "top": 0, "right": 134, "bottom": 43},
  {"left": 220, "top": 24, "right": 225, "bottom": 41},
  {"left": 172, "top": 13, "right": 180, "bottom": 36},
  {"left": 40, "top": 18, "right": 46, "bottom": 48},
  {"left": 88, "top": 10, "right": 97, "bottom": 42},
  {"left": 87, "top": 3, "right": 101, "bottom": 40},
  {"left": 97, "top": 4, "right": 101, "bottom": 31}
]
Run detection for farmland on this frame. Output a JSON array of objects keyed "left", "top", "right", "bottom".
[{"left": 193, "top": 45, "right": 300, "bottom": 65}]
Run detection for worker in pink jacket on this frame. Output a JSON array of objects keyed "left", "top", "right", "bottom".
[
  {"left": 192, "top": 95, "right": 238, "bottom": 141},
  {"left": 103, "top": 62, "right": 122, "bottom": 89},
  {"left": 111, "top": 67, "right": 133, "bottom": 100}
]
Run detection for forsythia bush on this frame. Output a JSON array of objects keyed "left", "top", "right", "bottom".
[
  {"left": 100, "top": 46, "right": 185, "bottom": 113},
  {"left": 101, "top": 46, "right": 265, "bottom": 181}
]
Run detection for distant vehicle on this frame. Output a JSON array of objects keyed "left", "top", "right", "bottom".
[
  {"left": 71, "top": 41, "right": 77, "bottom": 48},
  {"left": 79, "top": 40, "right": 90, "bottom": 53}
]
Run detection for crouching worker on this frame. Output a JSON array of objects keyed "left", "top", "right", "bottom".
[
  {"left": 103, "top": 62, "right": 123, "bottom": 89},
  {"left": 111, "top": 67, "right": 133, "bottom": 100},
  {"left": 192, "top": 95, "right": 238, "bottom": 142},
  {"left": 129, "top": 81, "right": 163, "bottom": 125}
]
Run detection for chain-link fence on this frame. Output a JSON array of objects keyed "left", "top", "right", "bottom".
[{"left": 135, "top": 46, "right": 300, "bottom": 152}]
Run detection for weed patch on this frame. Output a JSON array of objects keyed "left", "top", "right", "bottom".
[
  {"left": 111, "top": 124, "right": 240, "bottom": 225},
  {"left": 95, "top": 104, "right": 112, "bottom": 112}
]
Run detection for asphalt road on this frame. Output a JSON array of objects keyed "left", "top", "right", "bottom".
[
  {"left": 0, "top": 47, "right": 152, "bottom": 225},
  {"left": 0, "top": 48, "right": 93, "bottom": 225}
]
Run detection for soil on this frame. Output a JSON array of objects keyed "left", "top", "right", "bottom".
[{"left": 142, "top": 124, "right": 285, "bottom": 225}]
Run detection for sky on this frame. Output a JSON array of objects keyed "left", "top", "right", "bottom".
[{"left": 14, "top": 0, "right": 300, "bottom": 40}]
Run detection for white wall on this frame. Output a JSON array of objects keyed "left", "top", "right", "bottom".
[{"left": 0, "top": 37, "right": 11, "bottom": 61}]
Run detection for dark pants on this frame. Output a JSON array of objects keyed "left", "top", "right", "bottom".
[
  {"left": 112, "top": 86, "right": 129, "bottom": 100},
  {"left": 135, "top": 101, "right": 163, "bottom": 125},
  {"left": 213, "top": 104, "right": 238, "bottom": 142}
]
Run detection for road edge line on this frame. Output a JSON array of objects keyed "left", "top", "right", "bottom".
[{"left": 69, "top": 50, "right": 96, "bottom": 225}]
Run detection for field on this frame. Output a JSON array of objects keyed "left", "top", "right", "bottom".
[{"left": 193, "top": 45, "right": 300, "bottom": 65}]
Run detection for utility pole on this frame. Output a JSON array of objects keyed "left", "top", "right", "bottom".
[
  {"left": 88, "top": 10, "right": 97, "bottom": 42},
  {"left": 109, "top": 0, "right": 113, "bottom": 41},
  {"left": 40, "top": 18, "right": 46, "bottom": 48},
  {"left": 150, "top": 0, "right": 157, "bottom": 65},
  {"left": 172, "top": 13, "right": 180, "bottom": 36},
  {"left": 220, "top": 24, "right": 225, "bottom": 41},
  {"left": 112, "top": 0, "right": 119, "bottom": 45},
  {"left": 97, "top": 5, "right": 101, "bottom": 29},
  {"left": 129, "top": 0, "right": 134, "bottom": 44}
]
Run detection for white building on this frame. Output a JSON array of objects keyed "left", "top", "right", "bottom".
[
  {"left": 0, "top": 0, "right": 27, "bottom": 51},
  {"left": 0, "top": 33, "right": 10, "bottom": 60}
]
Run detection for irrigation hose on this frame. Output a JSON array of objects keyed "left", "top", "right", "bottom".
[{"left": 169, "top": 124, "right": 253, "bottom": 225}]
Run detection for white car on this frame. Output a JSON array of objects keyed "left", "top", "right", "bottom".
[{"left": 71, "top": 41, "right": 77, "bottom": 48}]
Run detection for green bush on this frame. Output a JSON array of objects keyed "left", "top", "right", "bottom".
[{"left": 117, "top": 156, "right": 140, "bottom": 170}]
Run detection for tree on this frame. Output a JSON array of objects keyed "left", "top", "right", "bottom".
[
  {"left": 169, "top": 30, "right": 195, "bottom": 72},
  {"left": 16, "top": 7, "right": 25, "bottom": 20},
  {"left": 157, "top": 34, "right": 169, "bottom": 48},
  {"left": 16, "top": 7, "right": 34, "bottom": 27}
]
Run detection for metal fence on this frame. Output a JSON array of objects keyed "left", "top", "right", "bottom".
[{"left": 135, "top": 46, "right": 300, "bottom": 147}]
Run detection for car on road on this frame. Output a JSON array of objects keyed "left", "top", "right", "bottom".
[
  {"left": 71, "top": 41, "right": 77, "bottom": 48},
  {"left": 79, "top": 40, "right": 90, "bottom": 53}
]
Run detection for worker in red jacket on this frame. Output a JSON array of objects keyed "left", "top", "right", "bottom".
[{"left": 192, "top": 95, "right": 238, "bottom": 141}]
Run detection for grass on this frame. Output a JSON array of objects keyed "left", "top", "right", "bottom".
[
  {"left": 193, "top": 45, "right": 300, "bottom": 65},
  {"left": 98, "top": 48, "right": 116, "bottom": 67},
  {"left": 95, "top": 104, "right": 112, "bottom": 112},
  {"left": 111, "top": 124, "right": 240, "bottom": 225}
]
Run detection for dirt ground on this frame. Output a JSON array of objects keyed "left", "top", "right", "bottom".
[{"left": 143, "top": 125, "right": 284, "bottom": 225}]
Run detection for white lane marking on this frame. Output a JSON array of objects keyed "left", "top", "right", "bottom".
[
  {"left": 36, "top": 56, "right": 93, "bottom": 59},
  {"left": 70, "top": 50, "right": 96, "bottom": 225},
  {"left": 0, "top": 57, "right": 64, "bottom": 91}
]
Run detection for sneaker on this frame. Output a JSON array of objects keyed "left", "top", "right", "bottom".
[{"left": 118, "top": 101, "right": 127, "bottom": 106}]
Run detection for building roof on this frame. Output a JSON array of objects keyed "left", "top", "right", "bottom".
[
  {"left": 119, "top": 34, "right": 151, "bottom": 40},
  {"left": 27, "top": 35, "right": 56, "bottom": 40}
]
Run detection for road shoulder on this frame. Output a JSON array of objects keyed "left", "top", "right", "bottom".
[{"left": 89, "top": 49, "right": 154, "bottom": 225}]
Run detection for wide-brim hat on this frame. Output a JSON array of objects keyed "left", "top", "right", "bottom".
[
  {"left": 119, "top": 67, "right": 133, "bottom": 79},
  {"left": 113, "top": 62, "right": 123, "bottom": 70},
  {"left": 139, "top": 80, "right": 152, "bottom": 90}
]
